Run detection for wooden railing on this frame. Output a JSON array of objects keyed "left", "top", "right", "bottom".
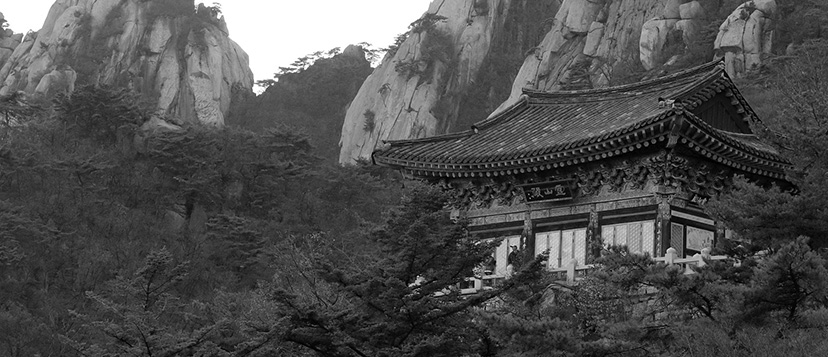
[
  {"left": 548, "top": 263, "right": 595, "bottom": 284},
  {"left": 654, "top": 247, "right": 728, "bottom": 274},
  {"left": 460, "top": 247, "right": 728, "bottom": 294},
  {"left": 460, "top": 274, "right": 506, "bottom": 294}
]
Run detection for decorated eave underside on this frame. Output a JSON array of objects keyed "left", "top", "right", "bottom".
[{"left": 372, "top": 61, "right": 789, "bottom": 180}]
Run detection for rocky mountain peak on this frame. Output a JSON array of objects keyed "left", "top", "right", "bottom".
[
  {"left": 0, "top": 12, "right": 24, "bottom": 69},
  {"left": 341, "top": 44, "right": 366, "bottom": 59},
  {"left": 0, "top": 0, "right": 254, "bottom": 127}
]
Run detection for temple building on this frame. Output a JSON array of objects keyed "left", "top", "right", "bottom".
[{"left": 372, "top": 61, "right": 790, "bottom": 277}]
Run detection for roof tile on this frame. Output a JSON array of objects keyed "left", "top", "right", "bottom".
[{"left": 374, "top": 61, "right": 787, "bottom": 177}]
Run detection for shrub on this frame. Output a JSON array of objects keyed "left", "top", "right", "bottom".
[
  {"left": 384, "top": 32, "right": 409, "bottom": 58},
  {"left": 363, "top": 109, "right": 376, "bottom": 132},
  {"left": 394, "top": 27, "right": 454, "bottom": 82},
  {"left": 385, "top": 13, "right": 446, "bottom": 60},
  {"left": 409, "top": 13, "right": 447, "bottom": 34},
  {"left": 53, "top": 85, "right": 147, "bottom": 144},
  {"left": 144, "top": 0, "right": 195, "bottom": 21},
  {"left": 473, "top": 0, "right": 490, "bottom": 14}
]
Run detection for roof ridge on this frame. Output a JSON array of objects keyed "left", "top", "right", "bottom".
[
  {"left": 720, "top": 131, "right": 761, "bottom": 138},
  {"left": 382, "top": 130, "right": 471, "bottom": 146},
  {"left": 471, "top": 94, "right": 530, "bottom": 131},
  {"left": 522, "top": 60, "right": 725, "bottom": 99},
  {"left": 681, "top": 111, "right": 786, "bottom": 163},
  {"left": 718, "top": 67, "right": 762, "bottom": 123},
  {"left": 383, "top": 60, "right": 726, "bottom": 147},
  {"left": 666, "top": 68, "right": 726, "bottom": 102},
  {"left": 383, "top": 95, "right": 532, "bottom": 147}
]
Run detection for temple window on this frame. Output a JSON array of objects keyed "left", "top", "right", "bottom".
[
  {"left": 601, "top": 220, "right": 656, "bottom": 256},
  {"left": 671, "top": 210, "right": 716, "bottom": 256},
  {"left": 671, "top": 223, "right": 715, "bottom": 256},
  {"left": 535, "top": 228, "right": 587, "bottom": 269}
]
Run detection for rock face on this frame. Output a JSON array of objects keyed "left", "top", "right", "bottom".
[
  {"left": 338, "top": 0, "right": 561, "bottom": 164},
  {"left": 0, "top": 12, "right": 24, "bottom": 68},
  {"left": 714, "top": 0, "right": 776, "bottom": 77},
  {"left": 495, "top": 0, "right": 669, "bottom": 115},
  {"left": 640, "top": 0, "right": 708, "bottom": 71},
  {"left": 0, "top": 0, "right": 253, "bottom": 126}
]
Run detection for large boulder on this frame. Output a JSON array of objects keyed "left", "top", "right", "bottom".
[
  {"left": 0, "top": 0, "right": 254, "bottom": 126},
  {"left": 33, "top": 66, "right": 77, "bottom": 97},
  {"left": 583, "top": 22, "right": 605, "bottom": 57},
  {"left": 495, "top": 0, "right": 667, "bottom": 116},
  {"left": 558, "top": 0, "right": 605, "bottom": 34},
  {"left": 639, "top": 0, "right": 708, "bottom": 71},
  {"left": 0, "top": 12, "right": 24, "bottom": 69},
  {"left": 663, "top": 0, "right": 683, "bottom": 19},
  {"left": 640, "top": 18, "right": 679, "bottom": 70},
  {"left": 714, "top": 0, "right": 777, "bottom": 77},
  {"left": 679, "top": 1, "right": 705, "bottom": 19}
]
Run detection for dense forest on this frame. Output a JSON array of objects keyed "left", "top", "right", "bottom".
[
  {"left": 2, "top": 2, "right": 828, "bottom": 357},
  {"left": 227, "top": 46, "right": 375, "bottom": 163}
]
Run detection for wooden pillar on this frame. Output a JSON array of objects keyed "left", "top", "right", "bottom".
[
  {"left": 587, "top": 208, "right": 600, "bottom": 264},
  {"left": 656, "top": 199, "right": 672, "bottom": 257},
  {"left": 714, "top": 220, "right": 726, "bottom": 249},
  {"left": 522, "top": 210, "right": 534, "bottom": 259}
]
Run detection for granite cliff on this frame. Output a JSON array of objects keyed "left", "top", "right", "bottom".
[
  {"left": 338, "top": 0, "right": 561, "bottom": 164},
  {"left": 338, "top": 0, "right": 800, "bottom": 164},
  {"left": 0, "top": 0, "right": 253, "bottom": 126},
  {"left": 0, "top": 13, "right": 24, "bottom": 69}
]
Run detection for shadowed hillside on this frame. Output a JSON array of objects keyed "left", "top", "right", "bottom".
[{"left": 228, "top": 45, "right": 372, "bottom": 162}]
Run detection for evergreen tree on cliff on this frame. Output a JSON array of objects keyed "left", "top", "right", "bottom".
[{"left": 706, "top": 40, "right": 828, "bottom": 249}]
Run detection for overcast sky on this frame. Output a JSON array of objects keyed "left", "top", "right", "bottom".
[{"left": 2, "top": 0, "right": 433, "bottom": 81}]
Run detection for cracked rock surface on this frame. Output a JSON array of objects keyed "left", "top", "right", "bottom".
[
  {"left": 714, "top": 0, "right": 776, "bottom": 77},
  {"left": 338, "top": 0, "right": 559, "bottom": 164},
  {"left": 0, "top": 0, "right": 253, "bottom": 126}
]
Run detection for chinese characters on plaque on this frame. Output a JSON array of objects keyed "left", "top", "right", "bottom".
[{"left": 521, "top": 180, "right": 574, "bottom": 203}]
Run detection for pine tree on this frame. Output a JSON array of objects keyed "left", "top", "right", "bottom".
[
  {"left": 707, "top": 39, "right": 828, "bottom": 249},
  {"left": 67, "top": 248, "right": 227, "bottom": 356},
  {"left": 743, "top": 237, "right": 828, "bottom": 322},
  {"left": 250, "top": 183, "right": 543, "bottom": 357}
]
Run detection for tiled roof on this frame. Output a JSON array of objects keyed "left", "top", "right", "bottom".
[
  {"left": 373, "top": 61, "right": 789, "bottom": 179},
  {"left": 718, "top": 131, "right": 777, "bottom": 154}
]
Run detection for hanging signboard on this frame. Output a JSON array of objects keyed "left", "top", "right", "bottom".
[{"left": 521, "top": 180, "right": 574, "bottom": 203}]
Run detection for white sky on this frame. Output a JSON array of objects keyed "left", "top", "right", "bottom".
[{"left": 1, "top": 0, "right": 433, "bottom": 81}]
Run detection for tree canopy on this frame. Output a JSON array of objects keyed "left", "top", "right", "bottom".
[{"left": 707, "top": 40, "right": 828, "bottom": 249}]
